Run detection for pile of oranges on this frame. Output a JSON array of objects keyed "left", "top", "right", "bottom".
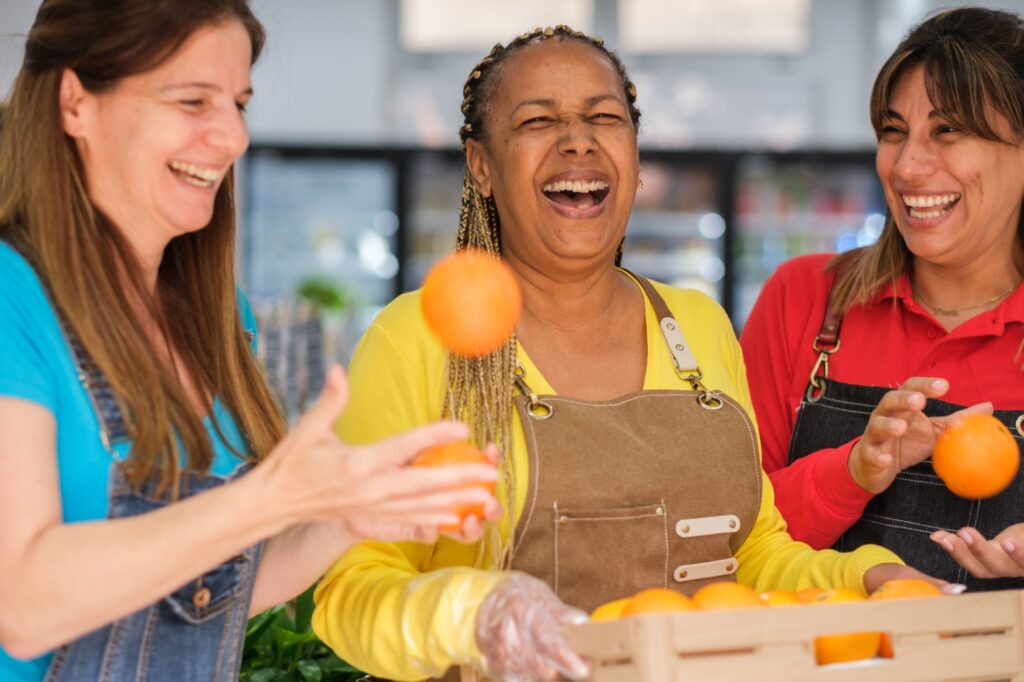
[{"left": 590, "top": 578, "right": 946, "bottom": 665}]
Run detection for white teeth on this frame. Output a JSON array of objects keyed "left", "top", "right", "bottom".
[
  {"left": 542, "top": 179, "right": 609, "bottom": 193},
  {"left": 169, "top": 160, "right": 220, "bottom": 185},
  {"left": 902, "top": 192, "right": 960, "bottom": 208}
]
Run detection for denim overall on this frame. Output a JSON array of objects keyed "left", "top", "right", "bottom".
[
  {"left": 41, "top": 308, "right": 262, "bottom": 680},
  {"left": 788, "top": 278, "right": 1024, "bottom": 591}
]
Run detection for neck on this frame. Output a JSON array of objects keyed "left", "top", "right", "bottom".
[
  {"left": 508, "top": 257, "right": 631, "bottom": 333},
  {"left": 912, "top": 251, "right": 1024, "bottom": 312}
]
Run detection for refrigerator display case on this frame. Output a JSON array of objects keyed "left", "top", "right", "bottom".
[{"left": 731, "top": 153, "right": 885, "bottom": 328}]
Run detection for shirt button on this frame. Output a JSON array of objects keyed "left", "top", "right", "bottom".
[{"left": 193, "top": 586, "right": 212, "bottom": 609}]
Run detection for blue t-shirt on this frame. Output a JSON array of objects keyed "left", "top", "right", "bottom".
[{"left": 0, "top": 242, "right": 257, "bottom": 681}]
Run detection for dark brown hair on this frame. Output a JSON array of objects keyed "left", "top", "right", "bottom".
[
  {"left": 831, "top": 7, "right": 1024, "bottom": 312},
  {"left": 0, "top": 0, "right": 284, "bottom": 495}
]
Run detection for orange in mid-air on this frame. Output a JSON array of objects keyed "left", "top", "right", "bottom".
[
  {"left": 411, "top": 441, "right": 495, "bottom": 532},
  {"left": 869, "top": 578, "right": 944, "bottom": 657},
  {"left": 620, "top": 588, "right": 695, "bottom": 617},
  {"left": 932, "top": 413, "right": 1020, "bottom": 499},
  {"left": 691, "top": 582, "right": 765, "bottom": 611},
  {"left": 810, "top": 589, "right": 881, "bottom": 665},
  {"left": 421, "top": 250, "right": 522, "bottom": 357}
]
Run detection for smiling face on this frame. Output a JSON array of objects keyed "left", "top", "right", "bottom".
[
  {"left": 465, "top": 39, "right": 640, "bottom": 276},
  {"left": 63, "top": 20, "right": 253, "bottom": 257},
  {"left": 875, "top": 62, "right": 1024, "bottom": 269}
]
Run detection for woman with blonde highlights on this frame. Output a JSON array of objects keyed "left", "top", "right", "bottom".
[
  {"left": 0, "top": 2, "right": 498, "bottom": 680},
  {"left": 313, "top": 25, "right": 935, "bottom": 682},
  {"left": 742, "top": 7, "right": 1024, "bottom": 587}
]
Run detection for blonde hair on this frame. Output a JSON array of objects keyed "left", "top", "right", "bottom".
[
  {"left": 449, "top": 25, "right": 642, "bottom": 566},
  {"left": 0, "top": 0, "right": 285, "bottom": 497},
  {"left": 830, "top": 7, "right": 1024, "bottom": 312}
]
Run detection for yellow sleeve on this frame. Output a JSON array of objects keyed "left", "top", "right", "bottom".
[
  {"left": 312, "top": 296, "right": 506, "bottom": 680},
  {"left": 724, "top": 328, "right": 904, "bottom": 596}
]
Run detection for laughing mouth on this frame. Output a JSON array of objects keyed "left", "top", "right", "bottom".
[
  {"left": 902, "top": 192, "right": 961, "bottom": 219},
  {"left": 542, "top": 179, "right": 611, "bottom": 211},
  {"left": 169, "top": 161, "right": 220, "bottom": 189}
]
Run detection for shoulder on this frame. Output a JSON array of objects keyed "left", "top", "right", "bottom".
[
  {"left": 648, "top": 278, "right": 732, "bottom": 332},
  {"left": 0, "top": 242, "right": 45, "bottom": 291},
  {"left": 349, "top": 288, "right": 444, "bottom": 371},
  {"left": 769, "top": 253, "right": 835, "bottom": 290},
  {"left": 0, "top": 242, "right": 58, "bottom": 326}
]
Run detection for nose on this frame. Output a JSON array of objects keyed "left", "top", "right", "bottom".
[
  {"left": 205, "top": 107, "right": 249, "bottom": 160},
  {"left": 891, "top": 133, "right": 935, "bottom": 183},
  {"left": 557, "top": 117, "right": 597, "bottom": 156}
]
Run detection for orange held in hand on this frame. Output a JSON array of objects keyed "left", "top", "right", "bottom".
[
  {"left": 412, "top": 441, "right": 495, "bottom": 532},
  {"left": 932, "top": 413, "right": 1020, "bottom": 499},
  {"left": 421, "top": 250, "right": 522, "bottom": 357}
]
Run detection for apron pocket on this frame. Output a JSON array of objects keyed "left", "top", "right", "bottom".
[{"left": 551, "top": 501, "right": 668, "bottom": 613}]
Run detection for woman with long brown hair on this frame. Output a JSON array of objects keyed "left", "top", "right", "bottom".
[
  {"left": 0, "top": 2, "right": 498, "bottom": 680},
  {"left": 741, "top": 7, "right": 1024, "bottom": 587}
]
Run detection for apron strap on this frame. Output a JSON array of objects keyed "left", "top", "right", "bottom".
[
  {"left": 628, "top": 271, "right": 701, "bottom": 375},
  {"left": 806, "top": 255, "right": 855, "bottom": 402}
]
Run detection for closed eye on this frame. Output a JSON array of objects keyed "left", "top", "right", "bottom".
[
  {"left": 589, "top": 112, "right": 623, "bottom": 123},
  {"left": 519, "top": 116, "right": 555, "bottom": 128}
]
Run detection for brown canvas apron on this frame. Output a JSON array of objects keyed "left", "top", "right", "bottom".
[
  {"left": 431, "top": 276, "right": 763, "bottom": 682},
  {"left": 507, "top": 276, "right": 761, "bottom": 613}
]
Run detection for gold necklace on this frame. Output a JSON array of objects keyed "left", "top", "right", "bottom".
[{"left": 914, "top": 285, "right": 1017, "bottom": 317}]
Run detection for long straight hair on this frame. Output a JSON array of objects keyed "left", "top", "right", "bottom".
[
  {"left": 830, "top": 7, "right": 1024, "bottom": 313},
  {"left": 0, "top": 0, "right": 285, "bottom": 495}
]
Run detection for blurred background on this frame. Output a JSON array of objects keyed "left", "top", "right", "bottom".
[{"left": 3, "top": 0, "right": 1022, "bottom": 414}]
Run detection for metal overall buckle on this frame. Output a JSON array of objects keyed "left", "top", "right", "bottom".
[{"left": 806, "top": 337, "right": 841, "bottom": 403}]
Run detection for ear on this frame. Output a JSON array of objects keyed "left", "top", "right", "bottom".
[
  {"left": 59, "top": 69, "right": 91, "bottom": 138},
  {"left": 465, "top": 138, "right": 493, "bottom": 198}
]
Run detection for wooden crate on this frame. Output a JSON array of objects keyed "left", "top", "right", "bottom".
[{"left": 461, "top": 590, "right": 1024, "bottom": 681}]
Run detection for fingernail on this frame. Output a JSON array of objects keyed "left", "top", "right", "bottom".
[
  {"left": 932, "top": 379, "right": 947, "bottom": 390},
  {"left": 958, "top": 530, "right": 974, "bottom": 546},
  {"left": 567, "top": 613, "right": 588, "bottom": 625},
  {"left": 909, "top": 393, "right": 924, "bottom": 407},
  {"left": 941, "top": 539, "right": 954, "bottom": 552},
  {"left": 942, "top": 583, "right": 967, "bottom": 595},
  {"left": 1004, "top": 539, "right": 1016, "bottom": 553},
  {"left": 930, "top": 531, "right": 942, "bottom": 541}
]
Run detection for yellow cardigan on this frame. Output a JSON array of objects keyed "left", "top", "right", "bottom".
[{"left": 312, "top": 277, "right": 902, "bottom": 681}]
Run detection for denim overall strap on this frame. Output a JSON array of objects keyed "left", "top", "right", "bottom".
[
  {"left": 41, "top": 317, "right": 262, "bottom": 681},
  {"left": 787, "top": 266, "right": 1024, "bottom": 590}
]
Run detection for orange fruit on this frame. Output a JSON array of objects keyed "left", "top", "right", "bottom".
[
  {"left": 620, "top": 588, "right": 695, "bottom": 617},
  {"left": 795, "top": 588, "right": 826, "bottom": 604},
  {"left": 421, "top": 250, "right": 522, "bottom": 357},
  {"left": 810, "top": 589, "right": 881, "bottom": 665},
  {"left": 759, "top": 590, "right": 802, "bottom": 607},
  {"left": 869, "top": 578, "right": 944, "bottom": 658},
  {"left": 691, "top": 582, "right": 765, "bottom": 611},
  {"left": 932, "top": 414, "right": 1019, "bottom": 499},
  {"left": 590, "top": 597, "right": 632, "bottom": 622},
  {"left": 411, "top": 441, "right": 495, "bottom": 532}
]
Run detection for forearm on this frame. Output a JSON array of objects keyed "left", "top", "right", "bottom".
[
  {"left": 770, "top": 441, "right": 873, "bottom": 549},
  {"left": 249, "top": 522, "right": 357, "bottom": 615},
  {"left": 0, "top": 466, "right": 287, "bottom": 659}
]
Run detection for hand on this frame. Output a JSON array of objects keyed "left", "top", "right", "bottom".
[
  {"left": 848, "top": 377, "right": 992, "bottom": 494},
  {"left": 931, "top": 524, "right": 1024, "bottom": 579},
  {"left": 862, "top": 562, "right": 960, "bottom": 594},
  {"left": 259, "top": 365, "right": 500, "bottom": 543},
  {"left": 476, "top": 573, "right": 590, "bottom": 681}
]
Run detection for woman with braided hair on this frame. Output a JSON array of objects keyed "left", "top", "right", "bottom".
[{"left": 312, "top": 26, "right": 938, "bottom": 681}]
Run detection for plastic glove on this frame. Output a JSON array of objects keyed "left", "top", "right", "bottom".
[{"left": 475, "top": 572, "right": 590, "bottom": 681}]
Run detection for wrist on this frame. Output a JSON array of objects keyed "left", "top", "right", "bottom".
[
  {"left": 237, "top": 457, "right": 302, "bottom": 536},
  {"left": 847, "top": 440, "right": 878, "bottom": 494}
]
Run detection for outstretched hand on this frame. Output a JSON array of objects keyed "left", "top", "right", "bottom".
[
  {"left": 932, "top": 524, "right": 1024, "bottom": 579},
  {"left": 261, "top": 365, "right": 501, "bottom": 544},
  {"left": 849, "top": 377, "right": 992, "bottom": 494}
]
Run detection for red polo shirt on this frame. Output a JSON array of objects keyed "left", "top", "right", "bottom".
[{"left": 739, "top": 253, "right": 1024, "bottom": 549}]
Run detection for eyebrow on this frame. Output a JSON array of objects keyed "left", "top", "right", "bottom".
[
  {"left": 161, "top": 82, "right": 254, "bottom": 97},
  {"left": 882, "top": 108, "right": 948, "bottom": 121},
  {"left": 509, "top": 93, "right": 625, "bottom": 117}
]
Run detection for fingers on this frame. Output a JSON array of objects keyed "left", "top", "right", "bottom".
[
  {"left": 364, "top": 421, "right": 472, "bottom": 470},
  {"left": 931, "top": 528, "right": 1015, "bottom": 578},
  {"left": 898, "top": 377, "right": 949, "bottom": 398},
  {"left": 290, "top": 365, "right": 350, "bottom": 440}
]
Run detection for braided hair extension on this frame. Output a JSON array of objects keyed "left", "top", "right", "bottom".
[{"left": 445, "top": 25, "right": 642, "bottom": 569}]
